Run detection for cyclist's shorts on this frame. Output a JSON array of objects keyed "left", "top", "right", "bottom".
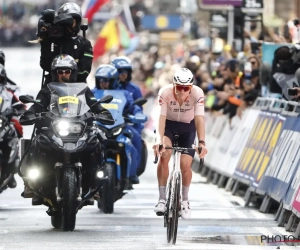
[{"left": 164, "top": 119, "right": 196, "bottom": 157}]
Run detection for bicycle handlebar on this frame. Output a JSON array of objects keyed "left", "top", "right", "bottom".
[{"left": 153, "top": 145, "right": 203, "bottom": 164}]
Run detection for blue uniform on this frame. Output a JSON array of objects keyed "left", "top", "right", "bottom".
[
  {"left": 118, "top": 81, "right": 142, "bottom": 101},
  {"left": 118, "top": 81, "right": 144, "bottom": 134},
  {"left": 92, "top": 88, "right": 142, "bottom": 177}
]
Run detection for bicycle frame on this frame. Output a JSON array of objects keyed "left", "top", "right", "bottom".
[{"left": 166, "top": 147, "right": 182, "bottom": 221}]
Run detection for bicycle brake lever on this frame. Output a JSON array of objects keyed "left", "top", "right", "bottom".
[{"left": 153, "top": 144, "right": 163, "bottom": 164}]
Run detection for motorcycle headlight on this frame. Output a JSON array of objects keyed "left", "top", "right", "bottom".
[
  {"left": 112, "top": 127, "right": 123, "bottom": 136},
  {"left": 54, "top": 121, "right": 83, "bottom": 137},
  {"left": 28, "top": 168, "right": 40, "bottom": 180}
]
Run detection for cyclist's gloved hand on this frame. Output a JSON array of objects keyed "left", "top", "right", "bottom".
[{"left": 152, "top": 143, "right": 165, "bottom": 157}]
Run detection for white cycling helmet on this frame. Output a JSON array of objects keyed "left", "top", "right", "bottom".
[{"left": 173, "top": 68, "right": 194, "bottom": 86}]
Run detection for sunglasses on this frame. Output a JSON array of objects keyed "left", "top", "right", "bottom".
[
  {"left": 57, "top": 69, "right": 71, "bottom": 75},
  {"left": 98, "top": 78, "right": 109, "bottom": 83},
  {"left": 175, "top": 84, "right": 192, "bottom": 92}
]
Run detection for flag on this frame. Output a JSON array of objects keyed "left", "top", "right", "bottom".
[
  {"left": 81, "top": 0, "right": 110, "bottom": 23},
  {"left": 117, "top": 17, "right": 131, "bottom": 48},
  {"left": 93, "top": 19, "right": 119, "bottom": 60},
  {"left": 93, "top": 4, "right": 140, "bottom": 60}
]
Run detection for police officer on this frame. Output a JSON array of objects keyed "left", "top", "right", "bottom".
[
  {"left": 93, "top": 64, "right": 144, "bottom": 184},
  {"left": 38, "top": 2, "right": 93, "bottom": 86},
  {"left": 111, "top": 56, "right": 142, "bottom": 101},
  {"left": 111, "top": 57, "right": 144, "bottom": 180}
]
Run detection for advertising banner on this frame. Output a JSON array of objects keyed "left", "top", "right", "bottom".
[
  {"left": 202, "top": 0, "right": 242, "bottom": 6},
  {"left": 233, "top": 112, "right": 284, "bottom": 186},
  {"left": 258, "top": 116, "right": 300, "bottom": 202},
  {"left": 141, "top": 15, "right": 182, "bottom": 31},
  {"left": 284, "top": 162, "right": 300, "bottom": 210},
  {"left": 204, "top": 115, "right": 228, "bottom": 168},
  {"left": 292, "top": 185, "right": 300, "bottom": 214},
  {"left": 223, "top": 109, "right": 260, "bottom": 176}
]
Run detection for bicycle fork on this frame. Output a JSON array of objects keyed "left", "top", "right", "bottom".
[{"left": 167, "top": 151, "right": 182, "bottom": 220}]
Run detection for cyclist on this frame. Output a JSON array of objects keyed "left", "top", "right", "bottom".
[{"left": 153, "top": 68, "right": 208, "bottom": 220}]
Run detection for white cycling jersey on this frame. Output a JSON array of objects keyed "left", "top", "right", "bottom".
[{"left": 157, "top": 84, "right": 205, "bottom": 123}]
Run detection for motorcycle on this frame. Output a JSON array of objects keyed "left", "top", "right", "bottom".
[
  {"left": 0, "top": 86, "right": 23, "bottom": 193},
  {"left": 93, "top": 89, "right": 148, "bottom": 213},
  {"left": 18, "top": 82, "right": 114, "bottom": 231}
]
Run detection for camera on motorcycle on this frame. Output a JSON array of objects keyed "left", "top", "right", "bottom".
[
  {"left": 19, "top": 95, "right": 44, "bottom": 108},
  {"left": 134, "top": 98, "right": 147, "bottom": 106},
  {"left": 90, "top": 95, "right": 113, "bottom": 108}
]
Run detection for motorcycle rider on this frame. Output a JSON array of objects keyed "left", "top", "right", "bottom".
[
  {"left": 111, "top": 57, "right": 144, "bottom": 182},
  {"left": 20, "top": 54, "right": 113, "bottom": 204},
  {"left": 0, "top": 49, "right": 21, "bottom": 96},
  {"left": 37, "top": 2, "right": 93, "bottom": 85},
  {"left": 92, "top": 64, "right": 144, "bottom": 184},
  {"left": 0, "top": 64, "right": 25, "bottom": 189}
]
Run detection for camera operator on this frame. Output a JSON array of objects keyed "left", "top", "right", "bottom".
[{"left": 37, "top": 2, "right": 93, "bottom": 86}]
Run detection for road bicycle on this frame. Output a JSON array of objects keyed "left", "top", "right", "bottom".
[{"left": 154, "top": 135, "right": 203, "bottom": 244}]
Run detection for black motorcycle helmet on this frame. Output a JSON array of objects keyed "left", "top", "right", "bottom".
[
  {"left": 57, "top": 2, "right": 82, "bottom": 34},
  {"left": 51, "top": 54, "right": 77, "bottom": 82},
  {"left": 0, "top": 50, "right": 5, "bottom": 66},
  {"left": 0, "top": 64, "right": 7, "bottom": 84}
]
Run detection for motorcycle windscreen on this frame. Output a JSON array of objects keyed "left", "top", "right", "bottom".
[{"left": 47, "top": 82, "right": 90, "bottom": 117}]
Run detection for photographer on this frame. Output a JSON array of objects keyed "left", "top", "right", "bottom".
[{"left": 37, "top": 2, "right": 93, "bottom": 86}]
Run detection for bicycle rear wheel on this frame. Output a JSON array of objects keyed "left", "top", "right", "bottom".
[{"left": 171, "top": 173, "right": 181, "bottom": 244}]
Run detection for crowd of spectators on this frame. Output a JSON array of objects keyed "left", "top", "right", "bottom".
[{"left": 0, "top": 0, "right": 83, "bottom": 47}]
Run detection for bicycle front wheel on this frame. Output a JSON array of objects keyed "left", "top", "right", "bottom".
[{"left": 171, "top": 173, "right": 181, "bottom": 244}]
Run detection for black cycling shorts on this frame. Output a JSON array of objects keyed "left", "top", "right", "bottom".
[{"left": 164, "top": 119, "right": 196, "bottom": 157}]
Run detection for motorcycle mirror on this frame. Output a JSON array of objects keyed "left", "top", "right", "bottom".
[
  {"left": 99, "top": 95, "right": 113, "bottom": 103},
  {"left": 19, "top": 95, "right": 34, "bottom": 103},
  {"left": 19, "top": 95, "right": 43, "bottom": 108},
  {"left": 134, "top": 98, "right": 147, "bottom": 106},
  {"left": 90, "top": 95, "right": 113, "bottom": 108}
]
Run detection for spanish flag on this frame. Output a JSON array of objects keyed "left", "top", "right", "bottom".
[{"left": 93, "top": 19, "right": 120, "bottom": 60}]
